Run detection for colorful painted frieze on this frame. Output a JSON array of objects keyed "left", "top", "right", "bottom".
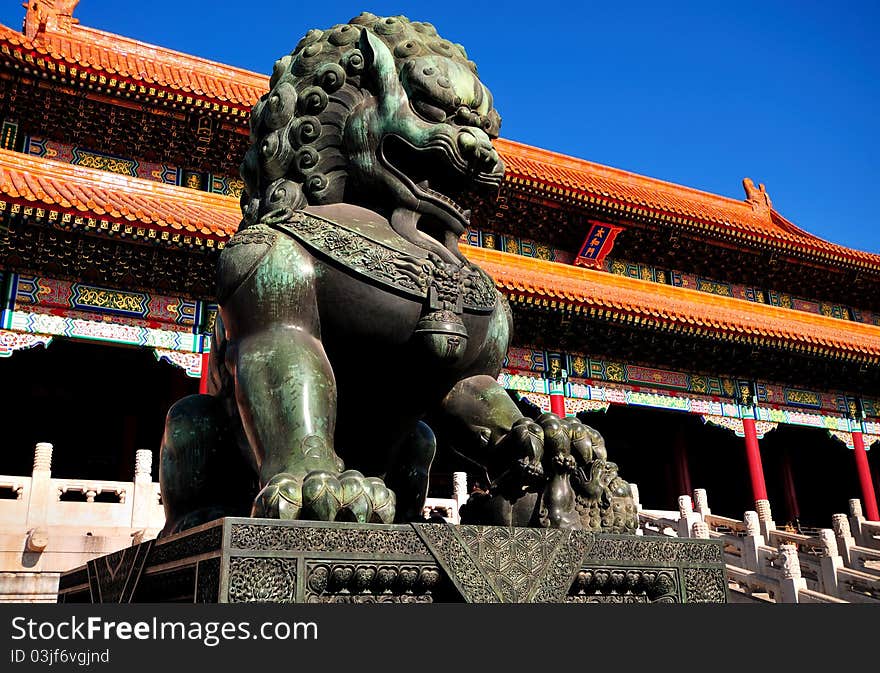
[
  {"left": 153, "top": 349, "right": 203, "bottom": 378},
  {"left": 504, "top": 368, "right": 862, "bottom": 436},
  {"left": 10, "top": 274, "right": 200, "bottom": 331},
  {"left": 757, "top": 382, "right": 847, "bottom": 414},
  {"left": 4, "top": 309, "right": 201, "bottom": 353},
  {"left": 22, "top": 135, "right": 243, "bottom": 197},
  {"left": 462, "top": 228, "right": 572, "bottom": 263},
  {"left": 863, "top": 399, "right": 880, "bottom": 418},
  {"left": 0, "top": 329, "right": 52, "bottom": 357},
  {"left": 500, "top": 346, "right": 875, "bottom": 427},
  {"left": 459, "top": 225, "right": 875, "bottom": 327}
]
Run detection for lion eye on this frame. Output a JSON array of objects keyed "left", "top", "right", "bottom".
[{"left": 412, "top": 99, "right": 448, "bottom": 123}]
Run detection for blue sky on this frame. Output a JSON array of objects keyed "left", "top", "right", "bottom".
[{"left": 3, "top": 1, "right": 878, "bottom": 253}]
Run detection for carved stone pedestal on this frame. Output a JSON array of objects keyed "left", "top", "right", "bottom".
[{"left": 57, "top": 518, "right": 728, "bottom": 603}]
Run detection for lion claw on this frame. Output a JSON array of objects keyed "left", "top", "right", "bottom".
[{"left": 252, "top": 470, "right": 396, "bottom": 523}]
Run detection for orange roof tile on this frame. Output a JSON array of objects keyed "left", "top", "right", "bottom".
[
  {"left": 495, "top": 138, "right": 880, "bottom": 269},
  {"left": 2, "top": 17, "right": 877, "bottom": 270},
  {"left": 0, "top": 22, "right": 267, "bottom": 113},
  {"left": 496, "top": 138, "right": 880, "bottom": 268},
  {"left": 465, "top": 246, "right": 880, "bottom": 362},
  {"left": 0, "top": 148, "right": 240, "bottom": 240},
  {"left": 3, "top": 149, "right": 876, "bottom": 359}
]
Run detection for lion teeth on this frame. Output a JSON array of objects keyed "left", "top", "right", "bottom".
[{"left": 413, "top": 179, "right": 467, "bottom": 219}]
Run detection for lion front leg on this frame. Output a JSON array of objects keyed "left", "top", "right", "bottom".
[{"left": 219, "top": 226, "right": 395, "bottom": 523}]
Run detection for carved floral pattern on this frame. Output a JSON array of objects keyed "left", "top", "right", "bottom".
[
  {"left": 304, "top": 562, "right": 441, "bottom": 603},
  {"left": 568, "top": 567, "right": 679, "bottom": 603},
  {"left": 584, "top": 536, "right": 722, "bottom": 564},
  {"left": 228, "top": 557, "right": 297, "bottom": 603},
  {"left": 271, "top": 213, "right": 497, "bottom": 312},
  {"left": 683, "top": 567, "right": 727, "bottom": 603},
  {"left": 414, "top": 524, "right": 499, "bottom": 603},
  {"left": 229, "top": 523, "right": 429, "bottom": 556}
]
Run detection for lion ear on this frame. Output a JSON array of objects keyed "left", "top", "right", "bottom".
[{"left": 358, "top": 28, "right": 404, "bottom": 103}]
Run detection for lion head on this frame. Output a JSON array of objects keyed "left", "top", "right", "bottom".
[{"left": 240, "top": 13, "right": 504, "bottom": 262}]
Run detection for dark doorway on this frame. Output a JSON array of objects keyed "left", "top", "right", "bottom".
[
  {"left": 760, "top": 425, "right": 864, "bottom": 529},
  {"left": 0, "top": 338, "right": 197, "bottom": 481},
  {"left": 579, "top": 405, "right": 753, "bottom": 519}
]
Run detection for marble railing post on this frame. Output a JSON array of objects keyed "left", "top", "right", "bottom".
[
  {"left": 742, "top": 510, "right": 764, "bottom": 571},
  {"left": 693, "top": 488, "right": 710, "bottom": 519},
  {"left": 832, "top": 513, "right": 856, "bottom": 567},
  {"left": 778, "top": 543, "right": 806, "bottom": 603},
  {"left": 818, "top": 528, "right": 843, "bottom": 597},
  {"left": 691, "top": 520, "right": 710, "bottom": 539},
  {"left": 848, "top": 499, "right": 866, "bottom": 546},
  {"left": 25, "top": 442, "right": 53, "bottom": 552},
  {"left": 629, "top": 483, "right": 641, "bottom": 511},
  {"left": 130, "top": 449, "right": 155, "bottom": 531},
  {"left": 677, "top": 495, "right": 700, "bottom": 538}
]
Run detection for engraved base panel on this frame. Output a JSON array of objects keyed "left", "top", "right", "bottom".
[{"left": 57, "top": 519, "right": 728, "bottom": 604}]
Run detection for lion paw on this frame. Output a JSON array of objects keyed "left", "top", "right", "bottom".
[{"left": 252, "top": 470, "right": 396, "bottom": 524}]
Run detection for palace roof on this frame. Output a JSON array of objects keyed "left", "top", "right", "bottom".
[
  {"left": 495, "top": 139, "right": 880, "bottom": 270},
  {"left": 0, "top": 21, "right": 263, "bottom": 116},
  {"left": 3, "top": 147, "right": 878, "bottom": 362},
  {"left": 467, "top": 246, "right": 880, "bottom": 363},
  {"left": 2, "top": 16, "right": 878, "bottom": 272},
  {"left": 0, "top": 148, "right": 239, "bottom": 242}
]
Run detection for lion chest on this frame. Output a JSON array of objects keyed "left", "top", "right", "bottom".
[{"left": 267, "top": 211, "right": 501, "bottom": 378}]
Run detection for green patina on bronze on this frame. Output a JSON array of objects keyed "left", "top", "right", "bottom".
[{"left": 157, "top": 13, "right": 637, "bottom": 535}]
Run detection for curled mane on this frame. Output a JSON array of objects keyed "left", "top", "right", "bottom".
[{"left": 239, "top": 12, "right": 487, "bottom": 229}]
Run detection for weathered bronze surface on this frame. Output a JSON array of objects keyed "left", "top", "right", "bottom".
[
  {"left": 157, "top": 13, "right": 637, "bottom": 534},
  {"left": 57, "top": 519, "right": 728, "bottom": 604}
]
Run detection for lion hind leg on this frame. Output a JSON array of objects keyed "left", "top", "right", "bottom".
[
  {"left": 386, "top": 421, "right": 437, "bottom": 522},
  {"left": 158, "top": 394, "right": 257, "bottom": 537}
]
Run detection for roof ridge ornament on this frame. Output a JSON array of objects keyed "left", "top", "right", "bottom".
[
  {"left": 742, "top": 177, "right": 772, "bottom": 213},
  {"left": 24, "top": 1, "right": 80, "bottom": 41}
]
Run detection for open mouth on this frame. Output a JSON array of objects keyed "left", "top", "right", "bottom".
[{"left": 379, "top": 134, "right": 502, "bottom": 241}]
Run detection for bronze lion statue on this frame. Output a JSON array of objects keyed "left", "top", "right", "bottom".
[{"left": 158, "top": 13, "right": 637, "bottom": 535}]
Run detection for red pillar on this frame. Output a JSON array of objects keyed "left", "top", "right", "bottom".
[
  {"left": 199, "top": 352, "right": 211, "bottom": 395},
  {"left": 548, "top": 379, "right": 566, "bottom": 417},
  {"left": 741, "top": 417, "right": 768, "bottom": 503},
  {"left": 852, "top": 431, "right": 879, "bottom": 521}
]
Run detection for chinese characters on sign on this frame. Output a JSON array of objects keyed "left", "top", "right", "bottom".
[{"left": 574, "top": 222, "right": 624, "bottom": 269}]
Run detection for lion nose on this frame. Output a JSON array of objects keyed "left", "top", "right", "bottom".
[{"left": 457, "top": 130, "right": 500, "bottom": 172}]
